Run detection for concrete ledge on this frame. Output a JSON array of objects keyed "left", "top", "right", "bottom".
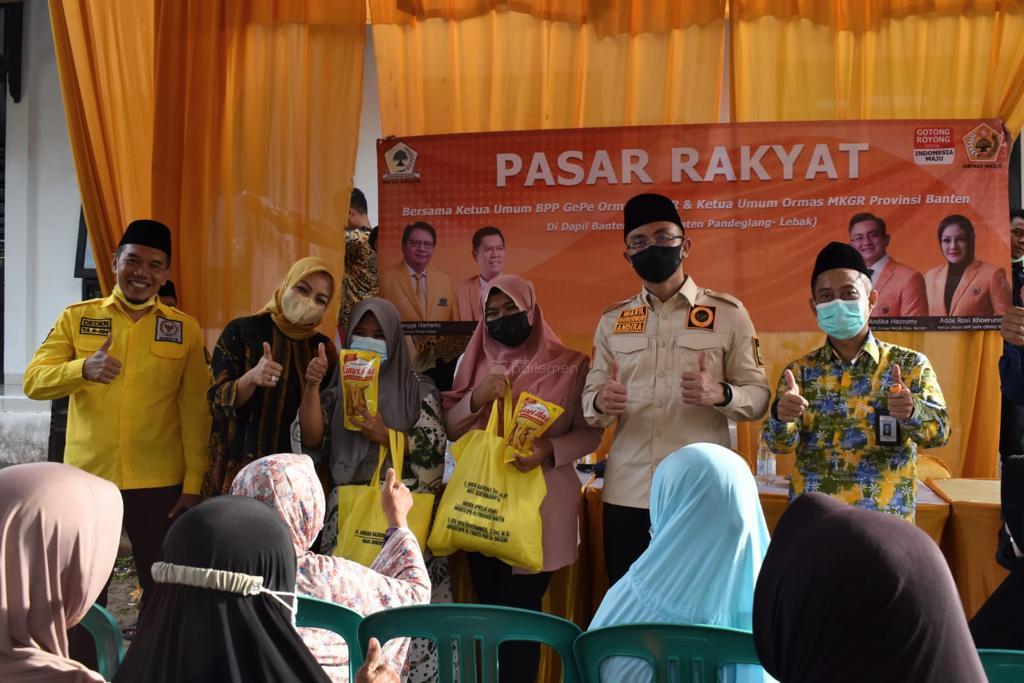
[{"left": 0, "top": 411, "right": 50, "bottom": 466}]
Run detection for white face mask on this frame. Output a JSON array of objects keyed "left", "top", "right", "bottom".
[{"left": 281, "top": 289, "right": 324, "bottom": 326}]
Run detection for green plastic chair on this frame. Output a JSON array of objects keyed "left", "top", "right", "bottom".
[
  {"left": 79, "top": 604, "right": 125, "bottom": 681},
  {"left": 574, "top": 623, "right": 762, "bottom": 683},
  {"left": 296, "top": 595, "right": 365, "bottom": 670},
  {"left": 978, "top": 648, "right": 1024, "bottom": 682},
  {"left": 358, "top": 604, "right": 583, "bottom": 683}
]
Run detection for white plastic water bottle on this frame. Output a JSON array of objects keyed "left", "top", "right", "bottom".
[{"left": 757, "top": 441, "right": 776, "bottom": 486}]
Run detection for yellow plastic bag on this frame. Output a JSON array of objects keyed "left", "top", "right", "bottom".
[
  {"left": 341, "top": 349, "right": 380, "bottom": 431},
  {"left": 335, "top": 429, "right": 434, "bottom": 566},
  {"left": 427, "top": 386, "right": 547, "bottom": 571},
  {"left": 505, "top": 391, "right": 564, "bottom": 461}
]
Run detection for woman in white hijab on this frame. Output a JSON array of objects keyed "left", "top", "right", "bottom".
[{"left": 0, "top": 462, "right": 122, "bottom": 681}]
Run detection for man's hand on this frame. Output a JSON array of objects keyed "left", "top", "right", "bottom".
[
  {"left": 775, "top": 369, "right": 808, "bottom": 423},
  {"left": 82, "top": 335, "right": 122, "bottom": 384},
  {"left": 1003, "top": 305, "right": 1024, "bottom": 346},
  {"left": 248, "top": 342, "right": 284, "bottom": 388},
  {"left": 681, "top": 351, "right": 725, "bottom": 407},
  {"left": 306, "top": 343, "right": 329, "bottom": 386},
  {"left": 168, "top": 493, "right": 202, "bottom": 518},
  {"left": 513, "top": 437, "right": 552, "bottom": 472},
  {"left": 356, "top": 638, "right": 400, "bottom": 683},
  {"left": 888, "top": 364, "right": 915, "bottom": 421},
  {"left": 380, "top": 467, "right": 412, "bottom": 529},
  {"left": 596, "top": 360, "right": 628, "bottom": 415},
  {"left": 356, "top": 405, "right": 388, "bottom": 445}
]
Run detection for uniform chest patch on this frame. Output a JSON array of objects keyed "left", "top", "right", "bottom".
[
  {"left": 80, "top": 317, "right": 112, "bottom": 336},
  {"left": 614, "top": 306, "right": 648, "bottom": 334},
  {"left": 155, "top": 317, "right": 183, "bottom": 344},
  {"left": 688, "top": 305, "right": 717, "bottom": 331}
]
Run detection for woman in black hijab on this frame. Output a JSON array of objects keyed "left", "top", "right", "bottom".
[
  {"left": 753, "top": 493, "right": 985, "bottom": 683},
  {"left": 113, "top": 496, "right": 329, "bottom": 683}
]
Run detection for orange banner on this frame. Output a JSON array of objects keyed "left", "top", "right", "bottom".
[{"left": 377, "top": 120, "right": 1011, "bottom": 339}]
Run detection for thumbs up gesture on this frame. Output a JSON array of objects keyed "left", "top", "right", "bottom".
[
  {"left": 680, "top": 350, "right": 724, "bottom": 407},
  {"left": 306, "top": 342, "right": 330, "bottom": 386},
  {"left": 249, "top": 341, "right": 284, "bottom": 388},
  {"left": 887, "top": 364, "right": 915, "bottom": 421},
  {"left": 82, "top": 335, "right": 122, "bottom": 384},
  {"left": 775, "top": 368, "right": 809, "bottom": 423},
  {"left": 596, "top": 360, "right": 628, "bottom": 416}
]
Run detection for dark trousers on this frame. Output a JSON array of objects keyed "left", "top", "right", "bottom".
[
  {"left": 466, "top": 553, "right": 553, "bottom": 683},
  {"left": 603, "top": 502, "right": 651, "bottom": 587},
  {"left": 69, "top": 484, "right": 182, "bottom": 666},
  {"left": 970, "top": 567, "right": 1024, "bottom": 649}
]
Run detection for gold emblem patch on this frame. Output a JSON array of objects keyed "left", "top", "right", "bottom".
[
  {"left": 687, "top": 305, "right": 716, "bottom": 331},
  {"left": 614, "top": 306, "right": 648, "bottom": 334}
]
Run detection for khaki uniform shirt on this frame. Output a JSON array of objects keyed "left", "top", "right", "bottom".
[
  {"left": 24, "top": 294, "right": 211, "bottom": 494},
  {"left": 582, "top": 277, "right": 770, "bottom": 508}
]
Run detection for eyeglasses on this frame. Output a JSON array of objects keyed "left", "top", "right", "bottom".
[
  {"left": 407, "top": 240, "right": 435, "bottom": 249},
  {"left": 626, "top": 234, "right": 684, "bottom": 252}
]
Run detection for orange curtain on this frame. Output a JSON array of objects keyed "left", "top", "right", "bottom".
[
  {"left": 369, "top": 1, "right": 726, "bottom": 137},
  {"left": 48, "top": 0, "right": 157, "bottom": 295},
  {"left": 49, "top": 0, "right": 365, "bottom": 343},
  {"left": 730, "top": 0, "right": 1016, "bottom": 477}
]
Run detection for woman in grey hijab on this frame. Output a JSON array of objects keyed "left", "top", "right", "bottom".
[{"left": 297, "top": 297, "right": 449, "bottom": 682}]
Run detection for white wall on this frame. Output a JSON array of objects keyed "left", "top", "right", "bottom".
[
  {"left": 4, "top": 1, "right": 82, "bottom": 383},
  {"left": 353, "top": 28, "right": 381, "bottom": 227}
]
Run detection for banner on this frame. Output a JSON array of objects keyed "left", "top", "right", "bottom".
[{"left": 376, "top": 120, "right": 1011, "bottom": 342}]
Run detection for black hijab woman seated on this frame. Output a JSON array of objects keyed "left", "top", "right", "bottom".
[
  {"left": 113, "top": 496, "right": 330, "bottom": 683},
  {"left": 753, "top": 492, "right": 986, "bottom": 683}
]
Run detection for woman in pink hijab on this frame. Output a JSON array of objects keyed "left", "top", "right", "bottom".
[
  {"left": 442, "top": 274, "right": 602, "bottom": 683},
  {"left": 0, "top": 462, "right": 123, "bottom": 681}
]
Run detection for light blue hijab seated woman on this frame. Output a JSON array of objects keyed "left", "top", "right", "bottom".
[{"left": 590, "top": 443, "right": 773, "bottom": 683}]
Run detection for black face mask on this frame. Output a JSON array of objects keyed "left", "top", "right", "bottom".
[
  {"left": 629, "top": 244, "right": 683, "bottom": 283},
  {"left": 486, "top": 311, "right": 532, "bottom": 347}
]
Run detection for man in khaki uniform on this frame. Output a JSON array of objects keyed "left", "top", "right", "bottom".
[{"left": 583, "top": 193, "right": 770, "bottom": 584}]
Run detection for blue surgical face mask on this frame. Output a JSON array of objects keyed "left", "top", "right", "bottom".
[
  {"left": 350, "top": 335, "right": 388, "bottom": 364},
  {"left": 815, "top": 298, "right": 868, "bottom": 340}
]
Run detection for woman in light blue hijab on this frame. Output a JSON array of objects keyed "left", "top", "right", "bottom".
[{"left": 589, "top": 443, "right": 773, "bottom": 683}]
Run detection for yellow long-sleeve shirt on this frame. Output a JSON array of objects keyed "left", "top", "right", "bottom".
[{"left": 24, "top": 294, "right": 211, "bottom": 494}]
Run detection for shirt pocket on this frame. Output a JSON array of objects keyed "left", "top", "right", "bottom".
[
  {"left": 608, "top": 335, "right": 650, "bottom": 387},
  {"left": 74, "top": 335, "right": 107, "bottom": 359},
  {"left": 674, "top": 334, "right": 724, "bottom": 380},
  {"left": 149, "top": 340, "right": 188, "bottom": 386}
]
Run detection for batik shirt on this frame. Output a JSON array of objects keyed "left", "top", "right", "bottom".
[{"left": 762, "top": 334, "right": 950, "bottom": 521}]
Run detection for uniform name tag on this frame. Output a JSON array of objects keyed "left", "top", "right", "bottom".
[
  {"left": 80, "top": 317, "right": 112, "bottom": 337},
  {"left": 877, "top": 410, "right": 900, "bottom": 445},
  {"left": 155, "top": 317, "right": 183, "bottom": 344},
  {"left": 614, "top": 306, "right": 648, "bottom": 334}
]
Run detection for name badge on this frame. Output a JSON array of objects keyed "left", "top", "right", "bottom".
[
  {"left": 876, "top": 410, "right": 900, "bottom": 445},
  {"left": 614, "top": 306, "right": 648, "bottom": 334},
  {"left": 80, "top": 317, "right": 112, "bottom": 337}
]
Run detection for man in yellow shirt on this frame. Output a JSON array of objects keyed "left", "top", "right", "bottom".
[{"left": 24, "top": 219, "right": 210, "bottom": 615}]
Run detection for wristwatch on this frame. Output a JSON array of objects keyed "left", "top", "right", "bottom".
[{"left": 715, "top": 382, "right": 733, "bottom": 407}]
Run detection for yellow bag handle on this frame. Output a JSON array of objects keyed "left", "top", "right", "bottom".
[
  {"left": 368, "top": 428, "right": 407, "bottom": 489},
  {"left": 484, "top": 381, "right": 515, "bottom": 440}
]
